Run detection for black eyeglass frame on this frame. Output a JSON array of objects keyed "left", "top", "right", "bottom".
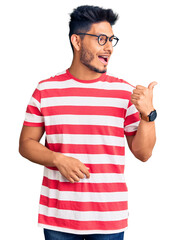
[{"left": 76, "top": 33, "right": 119, "bottom": 47}]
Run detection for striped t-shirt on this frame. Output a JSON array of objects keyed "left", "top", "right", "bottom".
[{"left": 24, "top": 69, "right": 140, "bottom": 235}]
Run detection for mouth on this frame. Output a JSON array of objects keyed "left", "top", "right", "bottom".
[{"left": 98, "top": 55, "right": 109, "bottom": 65}]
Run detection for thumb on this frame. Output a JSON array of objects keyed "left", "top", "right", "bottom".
[{"left": 148, "top": 81, "right": 158, "bottom": 90}]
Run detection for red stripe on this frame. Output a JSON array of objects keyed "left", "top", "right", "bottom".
[
  {"left": 23, "top": 121, "right": 44, "bottom": 127},
  {"left": 40, "top": 88, "right": 131, "bottom": 100},
  {"left": 39, "top": 72, "right": 68, "bottom": 84},
  {"left": 124, "top": 112, "right": 140, "bottom": 126},
  {"left": 42, "top": 177, "right": 128, "bottom": 192},
  {"left": 47, "top": 164, "right": 125, "bottom": 174},
  {"left": 38, "top": 214, "right": 128, "bottom": 231},
  {"left": 40, "top": 195, "right": 128, "bottom": 211},
  {"left": 41, "top": 105, "right": 125, "bottom": 118},
  {"left": 47, "top": 143, "right": 125, "bottom": 155},
  {"left": 45, "top": 124, "right": 124, "bottom": 137},
  {"left": 32, "top": 88, "right": 41, "bottom": 103},
  {"left": 26, "top": 105, "right": 42, "bottom": 116},
  {"left": 124, "top": 130, "right": 137, "bottom": 136}
]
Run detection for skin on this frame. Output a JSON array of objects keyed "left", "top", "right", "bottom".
[{"left": 19, "top": 21, "right": 156, "bottom": 183}]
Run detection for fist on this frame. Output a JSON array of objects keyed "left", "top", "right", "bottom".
[{"left": 131, "top": 81, "right": 157, "bottom": 116}]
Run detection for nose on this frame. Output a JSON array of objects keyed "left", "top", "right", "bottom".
[{"left": 103, "top": 39, "right": 113, "bottom": 54}]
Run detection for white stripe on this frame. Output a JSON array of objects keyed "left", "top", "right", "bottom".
[
  {"left": 28, "top": 96, "right": 40, "bottom": 109},
  {"left": 39, "top": 204, "right": 128, "bottom": 221},
  {"left": 44, "top": 114, "right": 124, "bottom": 128},
  {"left": 39, "top": 78, "right": 133, "bottom": 92},
  {"left": 125, "top": 104, "right": 138, "bottom": 117},
  {"left": 41, "top": 96, "right": 128, "bottom": 109},
  {"left": 44, "top": 168, "right": 126, "bottom": 183},
  {"left": 25, "top": 113, "right": 44, "bottom": 123},
  {"left": 40, "top": 185, "right": 128, "bottom": 202},
  {"left": 124, "top": 121, "right": 140, "bottom": 133},
  {"left": 46, "top": 134, "right": 125, "bottom": 146},
  {"left": 57, "top": 153, "right": 125, "bottom": 165}
]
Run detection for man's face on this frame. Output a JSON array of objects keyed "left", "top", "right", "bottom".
[{"left": 79, "top": 21, "right": 114, "bottom": 74}]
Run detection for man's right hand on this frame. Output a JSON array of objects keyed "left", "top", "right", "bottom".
[{"left": 54, "top": 153, "right": 90, "bottom": 183}]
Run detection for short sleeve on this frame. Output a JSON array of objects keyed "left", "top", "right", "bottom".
[
  {"left": 23, "top": 84, "right": 44, "bottom": 127},
  {"left": 124, "top": 100, "right": 140, "bottom": 136}
]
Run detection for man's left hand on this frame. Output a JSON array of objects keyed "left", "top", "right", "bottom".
[{"left": 131, "top": 81, "right": 157, "bottom": 116}]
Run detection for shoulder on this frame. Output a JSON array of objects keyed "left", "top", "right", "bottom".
[
  {"left": 38, "top": 70, "right": 69, "bottom": 89},
  {"left": 106, "top": 72, "right": 135, "bottom": 92}
]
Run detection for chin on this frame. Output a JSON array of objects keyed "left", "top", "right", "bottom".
[{"left": 86, "top": 63, "right": 107, "bottom": 74}]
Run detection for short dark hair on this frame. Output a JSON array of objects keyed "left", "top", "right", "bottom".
[{"left": 69, "top": 5, "right": 119, "bottom": 51}]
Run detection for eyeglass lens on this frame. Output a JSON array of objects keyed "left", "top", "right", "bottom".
[{"left": 98, "top": 35, "right": 118, "bottom": 47}]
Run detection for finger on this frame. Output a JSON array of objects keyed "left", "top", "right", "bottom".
[
  {"left": 82, "top": 167, "right": 90, "bottom": 179},
  {"left": 76, "top": 170, "right": 86, "bottom": 179},
  {"left": 131, "top": 94, "right": 140, "bottom": 100},
  {"left": 136, "top": 85, "right": 146, "bottom": 90},
  {"left": 133, "top": 89, "right": 143, "bottom": 95},
  {"left": 69, "top": 177, "right": 75, "bottom": 183},
  {"left": 70, "top": 174, "right": 80, "bottom": 182},
  {"left": 148, "top": 81, "right": 158, "bottom": 90}
]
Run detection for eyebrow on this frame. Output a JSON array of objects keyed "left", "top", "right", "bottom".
[{"left": 96, "top": 33, "right": 114, "bottom": 37}]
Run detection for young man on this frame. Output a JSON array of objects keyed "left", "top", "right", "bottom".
[{"left": 19, "top": 5, "right": 157, "bottom": 240}]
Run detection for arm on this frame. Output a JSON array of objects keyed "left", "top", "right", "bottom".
[
  {"left": 126, "top": 120, "right": 156, "bottom": 162},
  {"left": 19, "top": 126, "right": 90, "bottom": 182},
  {"left": 126, "top": 81, "right": 157, "bottom": 162}
]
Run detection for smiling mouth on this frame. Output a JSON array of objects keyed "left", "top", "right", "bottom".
[{"left": 98, "top": 56, "right": 109, "bottom": 65}]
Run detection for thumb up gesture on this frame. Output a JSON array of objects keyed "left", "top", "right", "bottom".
[{"left": 131, "top": 81, "right": 157, "bottom": 116}]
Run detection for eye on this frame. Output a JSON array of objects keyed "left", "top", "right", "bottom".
[{"left": 98, "top": 35, "right": 107, "bottom": 45}]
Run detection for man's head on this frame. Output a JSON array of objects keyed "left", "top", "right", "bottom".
[{"left": 69, "top": 5, "right": 119, "bottom": 74}]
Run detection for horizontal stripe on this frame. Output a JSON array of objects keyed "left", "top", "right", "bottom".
[
  {"left": 46, "top": 134, "right": 125, "bottom": 146},
  {"left": 124, "top": 121, "right": 140, "bottom": 134},
  {"left": 44, "top": 115, "right": 124, "bottom": 128},
  {"left": 124, "top": 112, "right": 140, "bottom": 126},
  {"left": 32, "top": 88, "right": 41, "bottom": 103},
  {"left": 23, "top": 121, "right": 44, "bottom": 127},
  {"left": 45, "top": 124, "right": 124, "bottom": 137},
  {"left": 125, "top": 103, "right": 138, "bottom": 117},
  {"left": 124, "top": 130, "right": 137, "bottom": 136},
  {"left": 40, "top": 186, "right": 128, "bottom": 202},
  {"left": 47, "top": 143, "right": 125, "bottom": 155},
  {"left": 38, "top": 214, "right": 128, "bottom": 231},
  {"left": 41, "top": 88, "right": 131, "bottom": 100},
  {"left": 41, "top": 105, "right": 126, "bottom": 118},
  {"left": 45, "top": 154, "right": 125, "bottom": 165},
  {"left": 39, "top": 78, "right": 133, "bottom": 92},
  {"left": 39, "top": 204, "right": 128, "bottom": 221},
  {"left": 27, "top": 96, "right": 41, "bottom": 109},
  {"left": 42, "top": 177, "right": 127, "bottom": 192},
  {"left": 39, "top": 195, "right": 128, "bottom": 211},
  {"left": 41, "top": 96, "right": 128, "bottom": 109},
  {"left": 44, "top": 168, "right": 125, "bottom": 183},
  {"left": 26, "top": 105, "right": 42, "bottom": 116},
  {"left": 47, "top": 164, "right": 125, "bottom": 174},
  {"left": 24, "top": 112, "right": 44, "bottom": 123}
]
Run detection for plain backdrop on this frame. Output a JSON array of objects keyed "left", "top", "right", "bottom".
[{"left": 1, "top": 0, "right": 176, "bottom": 239}]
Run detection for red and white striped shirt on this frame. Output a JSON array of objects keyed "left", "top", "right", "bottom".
[{"left": 24, "top": 69, "right": 140, "bottom": 235}]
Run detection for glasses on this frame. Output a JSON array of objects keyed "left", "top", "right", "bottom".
[{"left": 77, "top": 33, "right": 119, "bottom": 47}]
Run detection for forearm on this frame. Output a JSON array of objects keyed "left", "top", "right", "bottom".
[
  {"left": 19, "top": 139, "right": 63, "bottom": 167},
  {"left": 132, "top": 119, "right": 156, "bottom": 161}
]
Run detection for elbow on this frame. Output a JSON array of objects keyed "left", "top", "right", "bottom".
[
  {"left": 133, "top": 151, "right": 152, "bottom": 162},
  {"left": 18, "top": 142, "right": 24, "bottom": 157},
  {"left": 18, "top": 139, "right": 27, "bottom": 158}
]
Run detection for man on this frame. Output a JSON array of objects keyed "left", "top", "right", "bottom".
[{"left": 19, "top": 5, "right": 157, "bottom": 240}]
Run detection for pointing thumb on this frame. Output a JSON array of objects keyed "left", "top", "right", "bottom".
[{"left": 148, "top": 81, "right": 158, "bottom": 90}]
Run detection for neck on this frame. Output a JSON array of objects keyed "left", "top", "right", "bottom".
[{"left": 69, "top": 56, "right": 103, "bottom": 80}]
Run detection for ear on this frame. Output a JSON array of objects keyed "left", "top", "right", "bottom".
[{"left": 71, "top": 34, "right": 81, "bottom": 51}]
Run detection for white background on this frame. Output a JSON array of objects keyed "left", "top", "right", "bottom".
[{"left": 1, "top": 0, "right": 176, "bottom": 239}]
